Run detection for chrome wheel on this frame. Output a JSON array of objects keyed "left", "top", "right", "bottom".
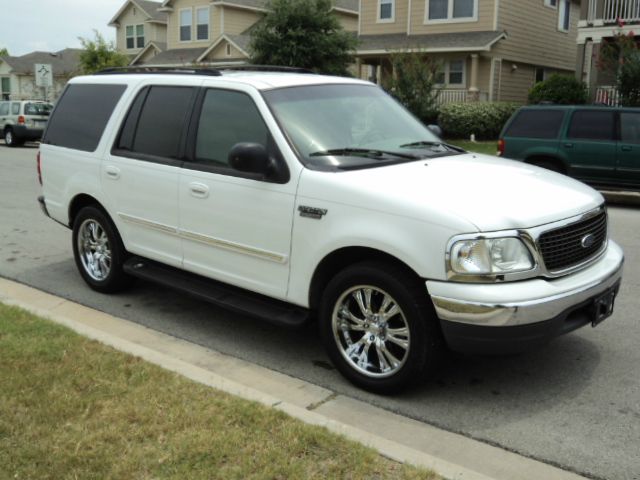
[
  {"left": 5, "top": 130, "right": 13, "bottom": 146},
  {"left": 77, "top": 219, "right": 112, "bottom": 281},
  {"left": 332, "top": 285, "right": 410, "bottom": 379}
]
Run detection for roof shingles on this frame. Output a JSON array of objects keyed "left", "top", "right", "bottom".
[{"left": 0, "top": 49, "right": 82, "bottom": 76}]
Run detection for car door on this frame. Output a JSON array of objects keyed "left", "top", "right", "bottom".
[
  {"left": 178, "top": 86, "right": 296, "bottom": 299},
  {"left": 0, "top": 102, "right": 8, "bottom": 130},
  {"left": 562, "top": 109, "right": 617, "bottom": 185},
  {"left": 103, "top": 83, "right": 198, "bottom": 268},
  {"left": 617, "top": 111, "right": 640, "bottom": 186}
]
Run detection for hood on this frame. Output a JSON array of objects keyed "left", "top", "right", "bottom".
[{"left": 301, "top": 153, "right": 604, "bottom": 232}]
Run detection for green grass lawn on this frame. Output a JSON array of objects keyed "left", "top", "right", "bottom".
[
  {"left": 447, "top": 140, "right": 498, "bottom": 156},
  {"left": 0, "top": 303, "right": 438, "bottom": 480}
]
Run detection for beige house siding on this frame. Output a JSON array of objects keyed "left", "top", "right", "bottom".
[
  {"left": 492, "top": 0, "right": 580, "bottom": 71},
  {"left": 202, "top": 41, "right": 247, "bottom": 61},
  {"left": 221, "top": 7, "right": 262, "bottom": 34},
  {"left": 116, "top": 3, "right": 154, "bottom": 54},
  {"left": 360, "top": 0, "right": 410, "bottom": 35},
  {"left": 336, "top": 11, "right": 358, "bottom": 31},
  {"left": 137, "top": 46, "right": 162, "bottom": 64},
  {"left": 410, "top": 0, "right": 497, "bottom": 35},
  {"left": 166, "top": 0, "right": 222, "bottom": 50}
]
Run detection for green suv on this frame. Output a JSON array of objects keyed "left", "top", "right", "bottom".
[{"left": 499, "top": 105, "right": 640, "bottom": 190}]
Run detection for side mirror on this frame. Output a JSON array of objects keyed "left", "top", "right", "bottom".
[
  {"left": 228, "top": 143, "right": 270, "bottom": 176},
  {"left": 427, "top": 124, "right": 443, "bottom": 138}
]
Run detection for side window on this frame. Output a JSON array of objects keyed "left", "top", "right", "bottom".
[
  {"left": 567, "top": 110, "right": 615, "bottom": 141},
  {"left": 11, "top": 103, "right": 20, "bottom": 115},
  {"left": 621, "top": 112, "right": 640, "bottom": 144},
  {"left": 504, "top": 110, "right": 565, "bottom": 139},
  {"left": 194, "top": 89, "right": 269, "bottom": 168},
  {"left": 123, "top": 86, "right": 195, "bottom": 159},
  {"left": 42, "top": 84, "right": 126, "bottom": 152},
  {"left": 0, "top": 102, "right": 8, "bottom": 116}
]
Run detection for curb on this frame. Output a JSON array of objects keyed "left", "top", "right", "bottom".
[{"left": 0, "top": 278, "right": 588, "bottom": 480}]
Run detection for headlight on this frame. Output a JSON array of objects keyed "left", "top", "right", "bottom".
[{"left": 450, "top": 237, "right": 534, "bottom": 275}]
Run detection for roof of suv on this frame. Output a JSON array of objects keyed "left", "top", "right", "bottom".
[
  {"left": 519, "top": 104, "right": 640, "bottom": 111},
  {"left": 70, "top": 70, "right": 371, "bottom": 91}
]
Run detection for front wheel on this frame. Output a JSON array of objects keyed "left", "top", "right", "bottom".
[
  {"left": 72, "top": 206, "right": 134, "bottom": 293},
  {"left": 319, "top": 262, "right": 443, "bottom": 394}
]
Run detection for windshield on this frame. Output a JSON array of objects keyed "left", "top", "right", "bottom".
[
  {"left": 263, "top": 84, "right": 457, "bottom": 170},
  {"left": 25, "top": 102, "right": 53, "bottom": 116}
]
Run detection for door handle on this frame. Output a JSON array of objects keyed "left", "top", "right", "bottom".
[
  {"left": 189, "top": 182, "right": 209, "bottom": 198},
  {"left": 563, "top": 143, "right": 574, "bottom": 149},
  {"left": 104, "top": 166, "right": 121, "bottom": 180},
  {"left": 621, "top": 145, "right": 632, "bottom": 152}
]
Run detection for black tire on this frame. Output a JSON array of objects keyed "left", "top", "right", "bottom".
[
  {"left": 531, "top": 159, "right": 563, "bottom": 174},
  {"left": 72, "top": 205, "right": 134, "bottom": 293},
  {"left": 319, "top": 261, "right": 444, "bottom": 394},
  {"left": 4, "top": 128, "right": 16, "bottom": 147}
]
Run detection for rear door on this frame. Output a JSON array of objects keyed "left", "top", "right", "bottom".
[
  {"left": 562, "top": 109, "right": 617, "bottom": 184},
  {"left": 501, "top": 108, "right": 565, "bottom": 160},
  {"left": 617, "top": 111, "right": 640, "bottom": 186},
  {"left": 104, "top": 83, "right": 198, "bottom": 268}
]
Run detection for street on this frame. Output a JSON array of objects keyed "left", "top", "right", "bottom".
[{"left": 1, "top": 144, "right": 639, "bottom": 480}]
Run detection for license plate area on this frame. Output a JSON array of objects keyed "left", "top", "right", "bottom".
[{"left": 591, "top": 285, "right": 618, "bottom": 327}]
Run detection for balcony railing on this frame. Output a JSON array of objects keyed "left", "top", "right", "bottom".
[
  {"left": 594, "top": 85, "right": 620, "bottom": 105},
  {"left": 602, "top": 0, "right": 640, "bottom": 23},
  {"left": 435, "top": 89, "right": 489, "bottom": 105}
]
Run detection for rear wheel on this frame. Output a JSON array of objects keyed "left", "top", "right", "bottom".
[
  {"left": 72, "top": 206, "right": 134, "bottom": 293},
  {"left": 531, "top": 158, "right": 563, "bottom": 174},
  {"left": 4, "top": 128, "right": 15, "bottom": 147},
  {"left": 319, "top": 261, "right": 443, "bottom": 394}
]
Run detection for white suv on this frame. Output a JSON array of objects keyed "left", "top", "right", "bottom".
[{"left": 37, "top": 67, "right": 624, "bottom": 393}]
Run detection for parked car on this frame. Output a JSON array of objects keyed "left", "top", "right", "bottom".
[
  {"left": 37, "top": 68, "right": 624, "bottom": 393},
  {"left": 0, "top": 100, "right": 53, "bottom": 146},
  {"left": 498, "top": 105, "right": 640, "bottom": 190}
]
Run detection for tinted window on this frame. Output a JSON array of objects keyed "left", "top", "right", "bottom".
[
  {"left": 129, "top": 86, "right": 195, "bottom": 159},
  {"left": 194, "top": 89, "right": 268, "bottom": 167},
  {"left": 43, "top": 84, "right": 126, "bottom": 152},
  {"left": 505, "top": 109, "right": 565, "bottom": 139},
  {"left": 567, "top": 110, "right": 615, "bottom": 141},
  {"left": 11, "top": 103, "right": 20, "bottom": 115},
  {"left": 0, "top": 102, "right": 8, "bottom": 116},
  {"left": 621, "top": 112, "right": 640, "bottom": 144},
  {"left": 25, "top": 103, "right": 53, "bottom": 116}
]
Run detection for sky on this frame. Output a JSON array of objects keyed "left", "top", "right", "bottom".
[{"left": 1, "top": 0, "right": 126, "bottom": 56}]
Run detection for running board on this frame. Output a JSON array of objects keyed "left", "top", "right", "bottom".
[{"left": 123, "top": 256, "right": 309, "bottom": 328}]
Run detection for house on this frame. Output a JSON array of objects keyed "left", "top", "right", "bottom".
[
  {"left": 355, "top": 0, "right": 581, "bottom": 104},
  {"left": 0, "top": 49, "right": 81, "bottom": 101},
  {"left": 576, "top": 0, "right": 639, "bottom": 103},
  {"left": 108, "top": 0, "right": 359, "bottom": 67}
]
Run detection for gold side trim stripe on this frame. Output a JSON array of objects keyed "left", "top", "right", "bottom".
[{"left": 118, "top": 213, "right": 287, "bottom": 264}]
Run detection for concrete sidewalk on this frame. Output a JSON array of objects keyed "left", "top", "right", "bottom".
[{"left": 0, "top": 277, "right": 588, "bottom": 480}]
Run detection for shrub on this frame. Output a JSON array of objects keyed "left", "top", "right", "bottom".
[
  {"left": 437, "top": 102, "right": 520, "bottom": 140},
  {"left": 598, "top": 28, "right": 640, "bottom": 107},
  {"left": 527, "top": 74, "right": 588, "bottom": 105}
]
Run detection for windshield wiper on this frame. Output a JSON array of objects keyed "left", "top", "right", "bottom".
[
  {"left": 399, "top": 141, "right": 464, "bottom": 152},
  {"left": 309, "top": 148, "right": 419, "bottom": 160}
]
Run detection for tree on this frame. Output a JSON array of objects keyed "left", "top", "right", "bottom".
[
  {"left": 78, "top": 31, "right": 129, "bottom": 75},
  {"left": 527, "top": 74, "right": 588, "bottom": 105},
  {"left": 383, "top": 51, "right": 441, "bottom": 124},
  {"left": 248, "top": 0, "right": 357, "bottom": 75},
  {"left": 0, "top": 47, "right": 8, "bottom": 58},
  {"left": 598, "top": 23, "right": 640, "bottom": 107}
]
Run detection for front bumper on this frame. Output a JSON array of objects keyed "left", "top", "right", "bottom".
[{"left": 427, "top": 241, "right": 624, "bottom": 354}]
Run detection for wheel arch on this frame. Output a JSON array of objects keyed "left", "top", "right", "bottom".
[
  {"left": 68, "top": 194, "right": 112, "bottom": 228},
  {"left": 308, "top": 246, "right": 424, "bottom": 312},
  {"left": 524, "top": 154, "right": 568, "bottom": 174}
]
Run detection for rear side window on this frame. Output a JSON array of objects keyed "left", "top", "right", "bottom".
[
  {"left": 0, "top": 103, "right": 8, "bottom": 116},
  {"left": 621, "top": 112, "right": 640, "bottom": 144},
  {"left": 504, "top": 109, "right": 565, "bottom": 139},
  {"left": 117, "top": 86, "right": 195, "bottom": 160},
  {"left": 42, "top": 84, "right": 126, "bottom": 152},
  {"left": 567, "top": 110, "right": 615, "bottom": 141}
]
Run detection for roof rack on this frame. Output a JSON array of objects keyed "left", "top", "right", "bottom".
[
  {"left": 222, "top": 65, "right": 315, "bottom": 74},
  {"left": 95, "top": 66, "right": 223, "bottom": 76}
]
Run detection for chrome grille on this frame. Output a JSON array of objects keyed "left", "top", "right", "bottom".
[{"left": 538, "top": 211, "right": 607, "bottom": 272}]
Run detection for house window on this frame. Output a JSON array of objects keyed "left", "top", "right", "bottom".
[
  {"left": 125, "top": 24, "right": 144, "bottom": 49},
  {"left": 544, "top": 0, "right": 557, "bottom": 8},
  {"left": 558, "top": 0, "right": 570, "bottom": 32},
  {"left": 196, "top": 7, "right": 209, "bottom": 41},
  {"left": 535, "top": 67, "right": 546, "bottom": 83},
  {"left": 1, "top": 78, "right": 10, "bottom": 100},
  {"left": 378, "top": 0, "right": 395, "bottom": 21},
  {"left": 427, "top": 0, "right": 476, "bottom": 22},
  {"left": 435, "top": 60, "right": 466, "bottom": 86},
  {"left": 180, "top": 9, "right": 192, "bottom": 42}
]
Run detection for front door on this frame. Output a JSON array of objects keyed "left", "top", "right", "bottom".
[
  {"left": 563, "top": 109, "right": 617, "bottom": 185},
  {"left": 178, "top": 87, "right": 296, "bottom": 299},
  {"left": 617, "top": 111, "right": 640, "bottom": 187}
]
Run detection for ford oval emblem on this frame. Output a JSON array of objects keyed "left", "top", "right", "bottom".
[{"left": 581, "top": 233, "right": 596, "bottom": 249}]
